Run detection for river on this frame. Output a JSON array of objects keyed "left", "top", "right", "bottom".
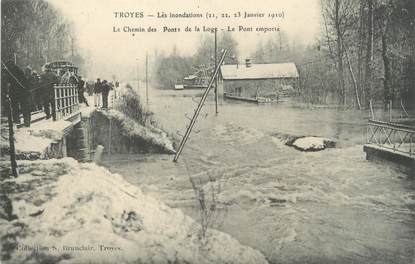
[{"left": 103, "top": 88, "right": 415, "bottom": 264}]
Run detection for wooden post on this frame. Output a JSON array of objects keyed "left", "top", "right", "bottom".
[
  {"left": 6, "top": 96, "right": 18, "bottom": 177},
  {"left": 389, "top": 100, "right": 392, "bottom": 122},
  {"left": 53, "top": 85, "right": 57, "bottom": 121},
  {"left": 146, "top": 51, "right": 149, "bottom": 105},
  {"left": 94, "top": 145, "right": 104, "bottom": 163},
  {"left": 369, "top": 99, "right": 375, "bottom": 120},
  {"left": 136, "top": 59, "right": 140, "bottom": 90},
  {"left": 71, "top": 37, "right": 74, "bottom": 61},
  {"left": 108, "top": 118, "right": 112, "bottom": 161},
  {"left": 214, "top": 29, "right": 218, "bottom": 114}
]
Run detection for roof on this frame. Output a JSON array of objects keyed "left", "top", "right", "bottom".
[
  {"left": 220, "top": 62, "right": 299, "bottom": 80},
  {"left": 42, "top": 60, "right": 78, "bottom": 71},
  {"left": 184, "top": 75, "right": 197, "bottom": 80}
]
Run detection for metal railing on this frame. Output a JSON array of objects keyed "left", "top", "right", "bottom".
[
  {"left": 54, "top": 84, "right": 79, "bottom": 120},
  {"left": 367, "top": 119, "right": 414, "bottom": 156}
]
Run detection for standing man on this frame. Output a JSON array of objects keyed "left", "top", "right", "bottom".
[
  {"left": 77, "top": 76, "right": 89, "bottom": 106},
  {"left": 101, "top": 80, "right": 110, "bottom": 109},
  {"left": 94, "top": 78, "right": 102, "bottom": 107},
  {"left": 31, "top": 71, "right": 42, "bottom": 110},
  {"left": 24, "top": 66, "right": 41, "bottom": 112},
  {"left": 40, "top": 67, "right": 59, "bottom": 120}
]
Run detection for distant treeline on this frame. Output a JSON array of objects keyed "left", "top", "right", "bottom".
[
  {"left": 152, "top": 32, "right": 238, "bottom": 89},
  {"left": 252, "top": 0, "right": 415, "bottom": 108},
  {"left": 1, "top": 0, "right": 84, "bottom": 72}
]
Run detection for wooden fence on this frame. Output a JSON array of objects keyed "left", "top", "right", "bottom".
[{"left": 54, "top": 84, "right": 79, "bottom": 120}]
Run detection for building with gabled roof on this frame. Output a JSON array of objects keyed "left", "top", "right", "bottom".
[{"left": 219, "top": 60, "right": 299, "bottom": 102}]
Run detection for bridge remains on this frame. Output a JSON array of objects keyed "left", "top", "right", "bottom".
[{"left": 363, "top": 101, "right": 415, "bottom": 175}]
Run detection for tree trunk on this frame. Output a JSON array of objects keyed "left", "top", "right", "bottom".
[
  {"left": 357, "top": 1, "right": 365, "bottom": 107},
  {"left": 335, "top": 0, "right": 345, "bottom": 105},
  {"left": 343, "top": 42, "right": 361, "bottom": 110},
  {"left": 407, "top": 0, "right": 415, "bottom": 108},
  {"left": 382, "top": 29, "right": 391, "bottom": 109},
  {"left": 364, "top": 0, "right": 374, "bottom": 108}
]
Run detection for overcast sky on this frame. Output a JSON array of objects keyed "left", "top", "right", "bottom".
[{"left": 48, "top": 0, "right": 322, "bottom": 80}]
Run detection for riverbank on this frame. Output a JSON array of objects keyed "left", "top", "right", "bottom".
[
  {"left": 0, "top": 88, "right": 270, "bottom": 263},
  {"left": 0, "top": 158, "right": 268, "bottom": 264}
]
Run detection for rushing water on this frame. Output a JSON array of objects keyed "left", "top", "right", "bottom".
[{"left": 103, "top": 89, "right": 415, "bottom": 264}]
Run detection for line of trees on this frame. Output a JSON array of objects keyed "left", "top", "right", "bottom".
[
  {"left": 319, "top": 0, "right": 414, "bottom": 108},
  {"left": 1, "top": 0, "right": 84, "bottom": 72},
  {"left": 251, "top": 0, "right": 414, "bottom": 108}
]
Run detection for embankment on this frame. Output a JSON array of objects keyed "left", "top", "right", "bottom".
[
  {"left": 0, "top": 158, "right": 268, "bottom": 264},
  {"left": 66, "top": 109, "right": 176, "bottom": 161}
]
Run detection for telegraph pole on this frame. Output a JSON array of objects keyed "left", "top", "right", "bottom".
[
  {"left": 136, "top": 58, "right": 139, "bottom": 89},
  {"left": 71, "top": 37, "right": 74, "bottom": 61},
  {"left": 173, "top": 50, "right": 227, "bottom": 162},
  {"left": 146, "top": 51, "right": 149, "bottom": 104},
  {"left": 47, "top": 39, "right": 50, "bottom": 62},
  {"left": 6, "top": 95, "right": 18, "bottom": 177},
  {"left": 214, "top": 28, "right": 218, "bottom": 114}
]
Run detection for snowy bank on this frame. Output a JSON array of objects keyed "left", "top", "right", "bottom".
[
  {"left": 1, "top": 119, "right": 72, "bottom": 160},
  {"left": 290, "top": 136, "right": 336, "bottom": 151},
  {"left": 272, "top": 132, "right": 336, "bottom": 152},
  {"left": 95, "top": 109, "right": 176, "bottom": 154},
  {"left": 0, "top": 159, "right": 267, "bottom": 264}
]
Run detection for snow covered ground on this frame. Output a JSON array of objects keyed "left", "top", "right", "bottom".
[
  {"left": 100, "top": 109, "right": 176, "bottom": 154},
  {"left": 0, "top": 158, "right": 268, "bottom": 264},
  {"left": 290, "top": 136, "right": 335, "bottom": 151},
  {"left": 1, "top": 118, "right": 73, "bottom": 160}
]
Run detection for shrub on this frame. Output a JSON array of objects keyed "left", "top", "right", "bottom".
[{"left": 114, "top": 84, "right": 154, "bottom": 126}]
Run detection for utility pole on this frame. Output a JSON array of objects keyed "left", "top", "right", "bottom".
[
  {"left": 146, "top": 51, "right": 149, "bottom": 105},
  {"left": 136, "top": 58, "right": 139, "bottom": 89},
  {"left": 108, "top": 118, "right": 112, "bottom": 161},
  {"left": 6, "top": 95, "right": 18, "bottom": 177},
  {"left": 71, "top": 37, "right": 74, "bottom": 61},
  {"left": 173, "top": 50, "right": 227, "bottom": 162},
  {"left": 45, "top": 39, "right": 50, "bottom": 64},
  {"left": 214, "top": 28, "right": 218, "bottom": 114}
]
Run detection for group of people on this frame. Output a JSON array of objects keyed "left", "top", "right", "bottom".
[
  {"left": 93, "top": 78, "right": 118, "bottom": 109},
  {"left": 1, "top": 60, "right": 58, "bottom": 127},
  {"left": 1, "top": 60, "right": 92, "bottom": 128}
]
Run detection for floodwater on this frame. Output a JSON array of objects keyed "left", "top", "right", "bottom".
[{"left": 103, "top": 89, "right": 415, "bottom": 264}]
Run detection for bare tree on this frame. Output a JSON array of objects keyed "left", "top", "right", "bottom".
[
  {"left": 321, "top": 0, "right": 357, "bottom": 105},
  {"left": 1, "top": 0, "right": 83, "bottom": 70},
  {"left": 364, "top": 0, "right": 374, "bottom": 107}
]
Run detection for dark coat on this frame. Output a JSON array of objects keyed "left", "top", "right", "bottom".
[
  {"left": 40, "top": 71, "right": 59, "bottom": 98},
  {"left": 2, "top": 62, "right": 31, "bottom": 100},
  {"left": 101, "top": 82, "right": 110, "bottom": 95},
  {"left": 77, "top": 79, "right": 85, "bottom": 93},
  {"left": 94, "top": 81, "right": 102, "bottom": 93}
]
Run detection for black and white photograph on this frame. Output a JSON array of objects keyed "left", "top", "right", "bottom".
[{"left": 0, "top": 0, "right": 414, "bottom": 263}]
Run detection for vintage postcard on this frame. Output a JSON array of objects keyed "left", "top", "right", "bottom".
[{"left": 1, "top": 0, "right": 414, "bottom": 263}]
